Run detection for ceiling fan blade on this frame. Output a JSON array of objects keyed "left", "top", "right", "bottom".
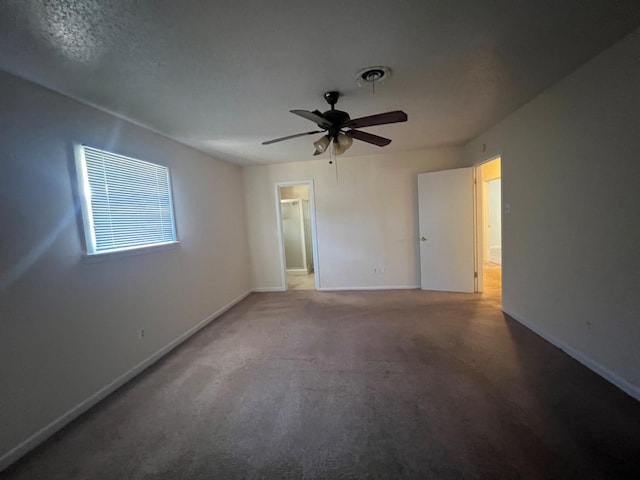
[
  {"left": 346, "top": 129, "right": 392, "bottom": 147},
  {"left": 262, "top": 130, "right": 322, "bottom": 145},
  {"left": 345, "top": 110, "right": 407, "bottom": 129},
  {"left": 290, "top": 110, "right": 333, "bottom": 128}
]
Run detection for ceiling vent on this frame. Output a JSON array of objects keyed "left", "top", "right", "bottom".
[{"left": 357, "top": 66, "right": 391, "bottom": 92}]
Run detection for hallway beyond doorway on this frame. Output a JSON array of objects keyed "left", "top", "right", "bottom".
[
  {"left": 286, "top": 272, "right": 315, "bottom": 290},
  {"left": 476, "top": 156, "right": 502, "bottom": 297},
  {"left": 277, "top": 181, "right": 319, "bottom": 291}
]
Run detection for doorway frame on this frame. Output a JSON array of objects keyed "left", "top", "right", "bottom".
[
  {"left": 274, "top": 180, "right": 321, "bottom": 290},
  {"left": 473, "top": 155, "right": 502, "bottom": 293}
]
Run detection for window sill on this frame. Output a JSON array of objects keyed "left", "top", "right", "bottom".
[{"left": 81, "top": 241, "right": 180, "bottom": 263}]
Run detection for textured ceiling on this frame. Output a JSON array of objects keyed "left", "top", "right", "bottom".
[{"left": 1, "top": 0, "right": 639, "bottom": 165}]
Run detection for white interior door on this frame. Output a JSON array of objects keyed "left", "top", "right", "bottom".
[{"left": 418, "top": 167, "right": 475, "bottom": 292}]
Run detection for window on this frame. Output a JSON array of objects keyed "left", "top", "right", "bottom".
[{"left": 75, "top": 145, "right": 178, "bottom": 255}]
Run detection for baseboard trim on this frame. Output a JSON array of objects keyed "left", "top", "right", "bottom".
[
  {"left": 318, "top": 285, "right": 420, "bottom": 291},
  {"left": 252, "top": 287, "right": 285, "bottom": 292},
  {"left": 0, "top": 289, "right": 252, "bottom": 472},
  {"left": 503, "top": 308, "right": 640, "bottom": 401}
]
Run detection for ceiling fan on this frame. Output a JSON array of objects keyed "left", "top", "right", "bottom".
[{"left": 262, "top": 91, "right": 408, "bottom": 156}]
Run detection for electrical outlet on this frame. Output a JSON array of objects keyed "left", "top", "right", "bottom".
[
  {"left": 139, "top": 328, "right": 145, "bottom": 339},
  {"left": 373, "top": 267, "right": 378, "bottom": 273}
]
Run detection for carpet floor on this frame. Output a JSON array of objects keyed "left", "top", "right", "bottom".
[{"left": 3, "top": 288, "right": 639, "bottom": 479}]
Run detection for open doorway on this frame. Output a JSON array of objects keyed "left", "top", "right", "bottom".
[
  {"left": 276, "top": 182, "right": 319, "bottom": 290},
  {"left": 475, "top": 157, "right": 502, "bottom": 299}
]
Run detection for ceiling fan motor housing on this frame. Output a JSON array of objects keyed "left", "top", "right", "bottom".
[{"left": 322, "top": 110, "right": 350, "bottom": 132}]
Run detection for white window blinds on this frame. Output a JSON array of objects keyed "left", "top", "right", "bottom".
[{"left": 76, "top": 145, "right": 178, "bottom": 255}]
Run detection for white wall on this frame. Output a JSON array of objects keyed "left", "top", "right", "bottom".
[
  {"left": 244, "top": 148, "right": 468, "bottom": 290},
  {"left": 0, "top": 71, "right": 252, "bottom": 466},
  {"left": 466, "top": 28, "right": 640, "bottom": 398}
]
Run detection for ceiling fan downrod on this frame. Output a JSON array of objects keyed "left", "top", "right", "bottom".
[{"left": 323, "top": 91, "right": 340, "bottom": 110}]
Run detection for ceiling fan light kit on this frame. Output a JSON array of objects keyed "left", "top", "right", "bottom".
[
  {"left": 262, "top": 88, "right": 407, "bottom": 161},
  {"left": 337, "top": 132, "right": 353, "bottom": 149},
  {"left": 313, "top": 135, "right": 330, "bottom": 154}
]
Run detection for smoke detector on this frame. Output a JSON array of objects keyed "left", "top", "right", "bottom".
[{"left": 357, "top": 66, "right": 391, "bottom": 90}]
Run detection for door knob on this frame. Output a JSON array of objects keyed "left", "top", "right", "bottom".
[{"left": 421, "top": 236, "right": 427, "bottom": 241}]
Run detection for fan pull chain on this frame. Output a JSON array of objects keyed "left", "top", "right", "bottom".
[{"left": 328, "top": 148, "right": 339, "bottom": 181}]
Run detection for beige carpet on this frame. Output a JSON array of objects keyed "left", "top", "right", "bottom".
[{"left": 3, "top": 288, "right": 640, "bottom": 479}]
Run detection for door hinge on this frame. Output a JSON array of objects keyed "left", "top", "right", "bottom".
[{"left": 474, "top": 271, "right": 478, "bottom": 278}]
